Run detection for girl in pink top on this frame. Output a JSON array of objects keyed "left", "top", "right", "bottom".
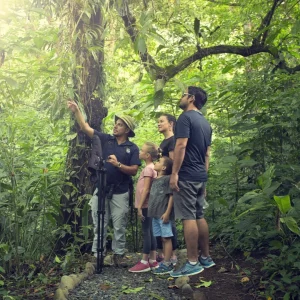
[{"left": 129, "top": 142, "right": 159, "bottom": 273}]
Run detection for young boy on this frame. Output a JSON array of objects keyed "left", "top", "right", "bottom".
[{"left": 148, "top": 156, "right": 174, "bottom": 274}]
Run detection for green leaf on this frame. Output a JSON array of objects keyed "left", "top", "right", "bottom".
[
  {"left": 153, "top": 89, "right": 164, "bottom": 108},
  {"left": 283, "top": 293, "right": 291, "bottom": 300},
  {"left": 148, "top": 292, "right": 164, "bottom": 300},
  {"left": 238, "top": 191, "right": 260, "bottom": 204},
  {"left": 137, "top": 37, "right": 147, "bottom": 54},
  {"left": 195, "top": 280, "right": 212, "bottom": 288},
  {"left": 66, "top": 133, "right": 77, "bottom": 141},
  {"left": 55, "top": 255, "right": 62, "bottom": 263},
  {"left": 0, "top": 182, "right": 12, "bottom": 191},
  {"left": 258, "top": 166, "right": 274, "bottom": 190},
  {"left": 156, "top": 45, "right": 165, "bottom": 54},
  {"left": 154, "top": 78, "right": 165, "bottom": 92},
  {"left": 123, "top": 287, "right": 144, "bottom": 294},
  {"left": 33, "top": 37, "right": 45, "bottom": 49},
  {"left": 235, "top": 203, "right": 273, "bottom": 219},
  {"left": 280, "top": 217, "right": 300, "bottom": 235},
  {"left": 222, "top": 64, "right": 234, "bottom": 74},
  {"left": 274, "top": 195, "right": 291, "bottom": 214},
  {"left": 0, "top": 280, "right": 4, "bottom": 286},
  {"left": 4, "top": 77, "right": 18, "bottom": 88}
]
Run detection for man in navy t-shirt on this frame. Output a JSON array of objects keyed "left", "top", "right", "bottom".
[
  {"left": 68, "top": 101, "right": 141, "bottom": 267},
  {"left": 169, "top": 86, "right": 215, "bottom": 277}
]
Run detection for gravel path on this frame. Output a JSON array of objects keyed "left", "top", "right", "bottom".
[
  {"left": 68, "top": 265, "right": 180, "bottom": 300},
  {"left": 68, "top": 253, "right": 182, "bottom": 300},
  {"left": 67, "top": 248, "right": 257, "bottom": 300}
]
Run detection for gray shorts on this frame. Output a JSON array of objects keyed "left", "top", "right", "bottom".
[{"left": 173, "top": 181, "right": 205, "bottom": 220}]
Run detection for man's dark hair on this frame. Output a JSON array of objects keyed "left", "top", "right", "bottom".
[
  {"left": 160, "top": 113, "right": 176, "bottom": 132},
  {"left": 161, "top": 156, "right": 173, "bottom": 175},
  {"left": 188, "top": 86, "right": 207, "bottom": 109}
]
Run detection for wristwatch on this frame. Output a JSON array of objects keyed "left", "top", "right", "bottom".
[{"left": 117, "top": 162, "right": 122, "bottom": 168}]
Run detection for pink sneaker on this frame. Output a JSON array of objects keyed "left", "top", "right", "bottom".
[
  {"left": 129, "top": 261, "right": 151, "bottom": 273},
  {"left": 149, "top": 260, "right": 159, "bottom": 270}
]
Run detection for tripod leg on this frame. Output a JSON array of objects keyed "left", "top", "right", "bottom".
[
  {"left": 96, "top": 169, "right": 107, "bottom": 274},
  {"left": 99, "top": 171, "right": 106, "bottom": 273}
]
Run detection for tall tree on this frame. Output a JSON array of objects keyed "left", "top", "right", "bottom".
[{"left": 58, "top": 0, "right": 107, "bottom": 238}]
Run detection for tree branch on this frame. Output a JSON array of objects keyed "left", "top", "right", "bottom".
[
  {"left": 118, "top": 0, "right": 300, "bottom": 84},
  {"left": 252, "top": 0, "right": 283, "bottom": 46},
  {"left": 164, "top": 44, "right": 271, "bottom": 80},
  {"left": 117, "top": 0, "right": 164, "bottom": 80}
]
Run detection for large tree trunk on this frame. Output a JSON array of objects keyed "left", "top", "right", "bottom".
[{"left": 60, "top": 2, "right": 107, "bottom": 247}]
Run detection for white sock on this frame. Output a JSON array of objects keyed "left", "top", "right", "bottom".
[
  {"left": 163, "top": 261, "right": 171, "bottom": 266},
  {"left": 149, "top": 259, "right": 156, "bottom": 264},
  {"left": 141, "top": 260, "right": 148, "bottom": 264},
  {"left": 189, "top": 261, "right": 198, "bottom": 265},
  {"left": 201, "top": 256, "right": 207, "bottom": 260}
]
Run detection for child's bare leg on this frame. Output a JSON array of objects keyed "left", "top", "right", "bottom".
[{"left": 162, "top": 237, "right": 172, "bottom": 262}]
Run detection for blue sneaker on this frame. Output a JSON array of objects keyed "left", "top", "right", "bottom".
[
  {"left": 199, "top": 256, "right": 216, "bottom": 268},
  {"left": 169, "top": 261, "right": 204, "bottom": 277},
  {"left": 153, "top": 262, "right": 174, "bottom": 275}
]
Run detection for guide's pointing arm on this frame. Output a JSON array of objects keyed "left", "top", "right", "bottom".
[{"left": 67, "top": 100, "right": 94, "bottom": 138}]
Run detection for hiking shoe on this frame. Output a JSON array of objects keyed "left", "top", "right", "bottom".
[
  {"left": 113, "top": 254, "right": 128, "bottom": 268},
  {"left": 156, "top": 254, "right": 164, "bottom": 262},
  {"left": 170, "top": 261, "right": 204, "bottom": 278},
  {"left": 170, "top": 256, "right": 178, "bottom": 266},
  {"left": 199, "top": 256, "right": 216, "bottom": 268},
  {"left": 149, "top": 260, "right": 159, "bottom": 270},
  {"left": 129, "top": 261, "right": 151, "bottom": 273},
  {"left": 153, "top": 262, "right": 174, "bottom": 275}
]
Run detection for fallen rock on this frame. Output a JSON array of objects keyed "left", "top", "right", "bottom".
[
  {"left": 193, "top": 291, "right": 208, "bottom": 300},
  {"left": 182, "top": 283, "right": 193, "bottom": 296},
  {"left": 54, "top": 288, "right": 67, "bottom": 300},
  {"left": 104, "top": 254, "right": 113, "bottom": 266},
  {"left": 175, "top": 276, "right": 190, "bottom": 288},
  {"left": 59, "top": 275, "right": 76, "bottom": 290},
  {"left": 78, "top": 272, "right": 88, "bottom": 281},
  {"left": 85, "top": 262, "right": 95, "bottom": 275},
  {"left": 69, "top": 274, "right": 80, "bottom": 286}
]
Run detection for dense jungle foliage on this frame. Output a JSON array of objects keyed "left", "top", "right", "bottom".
[{"left": 0, "top": 0, "right": 300, "bottom": 299}]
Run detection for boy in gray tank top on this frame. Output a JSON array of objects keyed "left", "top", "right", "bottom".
[{"left": 148, "top": 156, "right": 175, "bottom": 274}]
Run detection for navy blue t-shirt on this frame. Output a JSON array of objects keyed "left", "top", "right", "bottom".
[
  {"left": 160, "top": 136, "right": 175, "bottom": 157},
  {"left": 175, "top": 110, "right": 212, "bottom": 182},
  {"left": 94, "top": 130, "right": 141, "bottom": 194}
]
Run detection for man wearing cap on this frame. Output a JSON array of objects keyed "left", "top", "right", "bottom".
[{"left": 67, "top": 101, "right": 141, "bottom": 267}]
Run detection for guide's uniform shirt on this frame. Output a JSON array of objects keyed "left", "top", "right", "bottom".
[{"left": 94, "top": 130, "right": 141, "bottom": 194}]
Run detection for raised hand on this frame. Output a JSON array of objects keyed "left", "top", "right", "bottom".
[{"left": 67, "top": 100, "right": 79, "bottom": 113}]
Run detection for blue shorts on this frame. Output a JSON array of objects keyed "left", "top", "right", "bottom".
[{"left": 152, "top": 218, "right": 173, "bottom": 238}]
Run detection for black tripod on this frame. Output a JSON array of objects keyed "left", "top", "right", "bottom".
[
  {"left": 96, "top": 164, "right": 106, "bottom": 274},
  {"left": 88, "top": 135, "right": 106, "bottom": 274}
]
